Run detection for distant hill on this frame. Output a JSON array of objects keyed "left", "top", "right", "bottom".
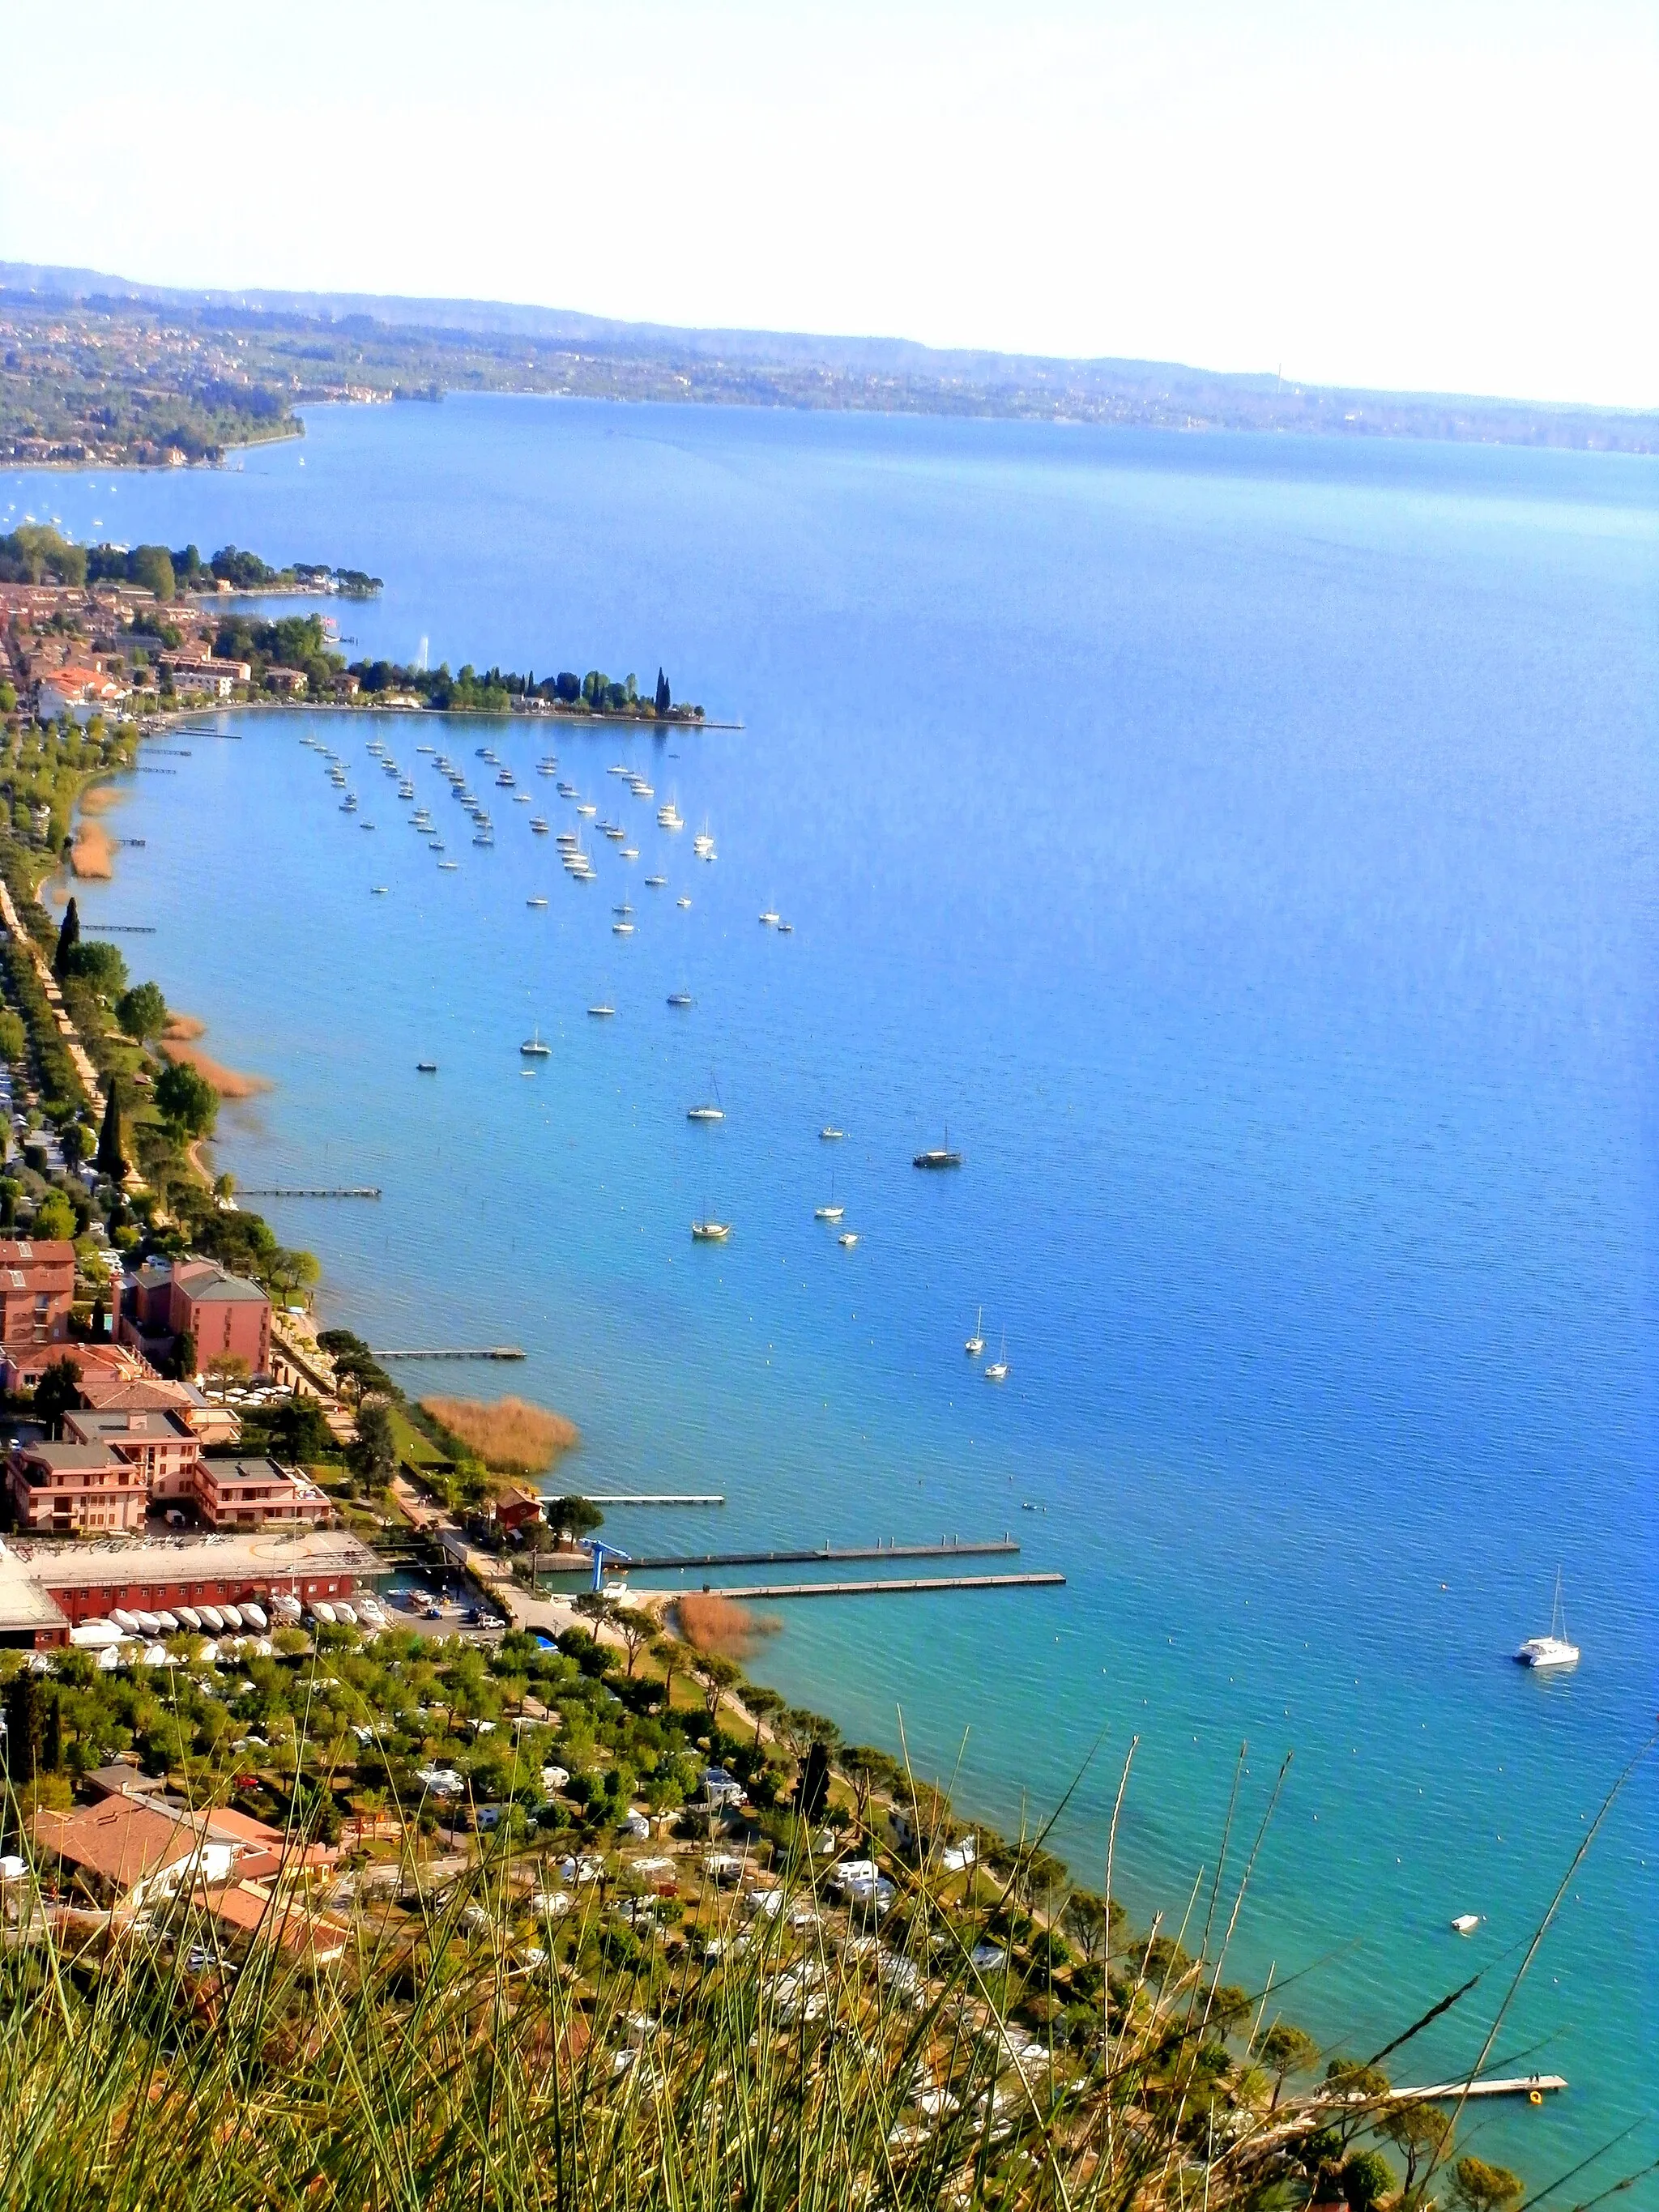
[{"left": 2, "top": 259, "right": 1654, "bottom": 457}]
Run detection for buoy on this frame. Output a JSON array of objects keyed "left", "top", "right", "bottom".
[{"left": 1529, "top": 2091, "right": 1542, "bottom": 2107}]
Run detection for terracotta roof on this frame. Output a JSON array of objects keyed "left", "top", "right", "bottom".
[
  {"left": 31, "top": 1800, "right": 193, "bottom": 1890},
  {"left": 192, "top": 1879, "right": 347, "bottom": 1954}
]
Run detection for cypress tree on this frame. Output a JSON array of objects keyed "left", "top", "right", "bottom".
[
  {"left": 95, "top": 1086, "right": 126, "bottom": 1178},
  {"left": 53, "top": 896, "right": 80, "bottom": 976},
  {"left": 655, "top": 667, "right": 671, "bottom": 718}
]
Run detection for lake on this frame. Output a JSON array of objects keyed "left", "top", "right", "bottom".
[{"left": 15, "top": 397, "right": 1657, "bottom": 2191}]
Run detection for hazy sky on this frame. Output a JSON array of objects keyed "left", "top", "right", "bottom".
[{"left": 3, "top": 0, "right": 1655, "bottom": 407}]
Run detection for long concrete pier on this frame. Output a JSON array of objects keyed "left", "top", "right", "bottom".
[
  {"left": 693, "top": 1572, "right": 1064, "bottom": 1599},
  {"left": 633, "top": 1538, "right": 1019, "bottom": 1570}
]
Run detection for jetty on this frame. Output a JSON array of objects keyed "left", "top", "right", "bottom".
[
  {"left": 583, "top": 1494, "right": 726, "bottom": 1507},
  {"left": 241, "top": 1185, "right": 382, "bottom": 1199},
  {"left": 631, "top": 1537, "right": 1018, "bottom": 1570},
  {"left": 373, "top": 1345, "right": 526, "bottom": 1362},
  {"left": 692, "top": 1572, "right": 1064, "bottom": 1600},
  {"left": 1368, "top": 2076, "right": 1567, "bottom": 2105},
  {"left": 94, "top": 923, "right": 157, "bottom": 934}
]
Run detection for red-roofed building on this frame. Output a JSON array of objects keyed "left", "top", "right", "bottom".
[
  {"left": 122, "top": 1257, "right": 271, "bottom": 1379},
  {"left": 0, "top": 1238, "right": 75, "bottom": 1354}
]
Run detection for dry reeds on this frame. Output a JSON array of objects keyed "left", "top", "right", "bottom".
[
  {"left": 421, "top": 1393, "right": 580, "bottom": 1474},
  {"left": 158, "top": 1039, "right": 272, "bottom": 1097},
  {"left": 69, "top": 820, "right": 115, "bottom": 878},
  {"left": 676, "top": 1591, "right": 780, "bottom": 1659}
]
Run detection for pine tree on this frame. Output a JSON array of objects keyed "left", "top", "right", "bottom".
[
  {"left": 95, "top": 1086, "right": 126, "bottom": 1178},
  {"left": 53, "top": 897, "right": 80, "bottom": 976}
]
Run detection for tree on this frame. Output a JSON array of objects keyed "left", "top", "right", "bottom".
[
  {"left": 59, "top": 940, "right": 127, "bottom": 995},
  {"left": 1384, "top": 2101, "right": 1452, "bottom": 2197},
  {"left": 155, "top": 1059, "right": 218, "bottom": 1138},
  {"left": 347, "top": 1402, "right": 399, "bottom": 1492},
  {"left": 654, "top": 667, "right": 671, "bottom": 717},
  {"left": 651, "top": 1634, "right": 692, "bottom": 1713},
  {"left": 2, "top": 1672, "right": 59, "bottom": 1783},
  {"left": 269, "top": 1247, "right": 320, "bottom": 1306},
  {"left": 612, "top": 1606, "right": 656, "bottom": 1678},
  {"left": 1341, "top": 2151, "right": 1399, "bottom": 2212},
  {"left": 204, "top": 1353, "right": 250, "bottom": 1400},
  {"left": 1261, "top": 2022, "right": 1320, "bottom": 2108},
  {"left": 95, "top": 1088, "right": 126, "bottom": 1178},
  {"left": 547, "top": 1494, "right": 603, "bottom": 1547},
  {"left": 1452, "top": 2159, "right": 1525, "bottom": 2212},
  {"left": 690, "top": 1649, "right": 740, "bottom": 1720},
  {"left": 839, "top": 1742, "right": 899, "bottom": 1835},
  {"left": 32, "top": 1354, "right": 83, "bottom": 1435},
  {"left": 171, "top": 1328, "right": 197, "bottom": 1382},
  {"left": 0, "top": 1009, "right": 24, "bottom": 1062},
  {"left": 130, "top": 544, "right": 176, "bottom": 603},
  {"left": 53, "top": 897, "right": 80, "bottom": 976},
  {"left": 249, "top": 1394, "right": 337, "bottom": 1464},
  {"left": 743, "top": 1682, "right": 786, "bottom": 1748},
  {"left": 59, "top": 1121, "right": 89, "bottom": 1168},
  {"left": 794, "top": 1738, "right": 831, "bottom": 1824},
  {"left": 33, "top": 1193, "right": 76, "bottom": 1241},
  {"left": 114, "top": 980, "right": 168, "bottom": 1042}
]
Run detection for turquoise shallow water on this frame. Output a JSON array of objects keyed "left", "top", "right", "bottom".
[{"left": 19, "top": 401, "right": 1657, "bottom": 2189}]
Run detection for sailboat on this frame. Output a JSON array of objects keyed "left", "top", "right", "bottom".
[
  {"left": 519, "top": 1028, "right": 552, "bottom": 1058},
  {"left": 1515, "top": 1569, "right": 1580, "bottom": 1669},
  {"left": 983, "top": 1332, "right": 1009, "bottom": 1383},
  {"left": 914, "top": 1123, "right": 964, "bottom": 1170},
  {"left": 667, "top": 987, "right": 696, "bottom": 1008},
  {"left": 965, "top": 1308, "right": 985, "bottom": 1357},
  {"left": 687, "top": 1072, "right": 724, "bottom": 1123},
  {"left": 814, "top": 1172, "right": 844, "bottom": 1223},
  {"left": 691, "top": 1213, "right": 731, "bottom": 1242}
]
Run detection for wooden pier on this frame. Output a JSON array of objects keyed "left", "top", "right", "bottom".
[
  {"left": 373, "top": 1345, "right": 526, "bottom": 1362},
  {"left": 633, "top": 1538, "right": 1019, "bottom": 1570},
  {"left": 1387, "top": 2075, "right": 1566, "bottom": 2104},
  {"left": 241, "top": 1185, "right": 382, "bottom": 1199},
  {"left": 692, "top": 1572, "right": 1064, "bottom": 1600}
]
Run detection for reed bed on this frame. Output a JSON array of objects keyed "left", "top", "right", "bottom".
[
  {"left": 420, "top": 1395, "right": 581, "bottom": 1474},
  {"left": 157, "top": 1038, "right": 273, "bottom": 1097},
  {"left": 675, "top": 1591, "right": 781, "bottom": 1658}
]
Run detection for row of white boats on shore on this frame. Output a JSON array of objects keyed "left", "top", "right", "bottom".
[{"left": 68, "top": 1588, "right": 391, "bottom": 1664}]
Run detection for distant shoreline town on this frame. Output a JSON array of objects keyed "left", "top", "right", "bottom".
[
  {"left": 1, "top": 527, "right": 710, "bottom": 724},
  {"left": 3, "top": 263, "right": 1655, "bottom": 463}
]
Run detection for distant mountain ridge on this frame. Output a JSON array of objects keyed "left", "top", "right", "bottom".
[{"left": 2, "top": 259, "right": 1654, "bottom": 454}]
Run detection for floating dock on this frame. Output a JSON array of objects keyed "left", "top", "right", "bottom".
[
  {"left": 633, "top": 1538, "right": 1018, "bottom": 1570},
  {"left": 693, "top": 1572, "right": 1064, "bottom": 1600}
]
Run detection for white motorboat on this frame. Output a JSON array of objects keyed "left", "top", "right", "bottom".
[
  {"left": 677, "top": 895, "right": 692, "bottom": 908},
  {"left": 1451, "top": 1913, "right": 1482, "bottom": 1934},
  {"left": 527, "top": 896, "right": 548, "bottom": 908},
  {"left": 645, "top": 873, "right": 667, "bottom": 887},
  {"left": 588, "top": 1003, "right": 616, "bottom": 1018},
  {"left": 1515, "top": 1570, "right": 1580, "bottom": 1669},
  {"left": 612, "top": 919, "right": 635, "bottom": 936},
  {"left": 758, "top": 907, "right": 780, "bottom": 927},
  {"left": 838, "top": 1231, "right": 859, "bottom": 1248},
  {"left": 820, "top": 1126, "right": 844, "bottom": 1141},
  {"left": 965, "top": 1307, "right": 986, "bottom": 1357}
]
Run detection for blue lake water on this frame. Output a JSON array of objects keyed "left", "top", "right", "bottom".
[{"left": 15, "top": 400, "right": 1657, "bottom": 2189}]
